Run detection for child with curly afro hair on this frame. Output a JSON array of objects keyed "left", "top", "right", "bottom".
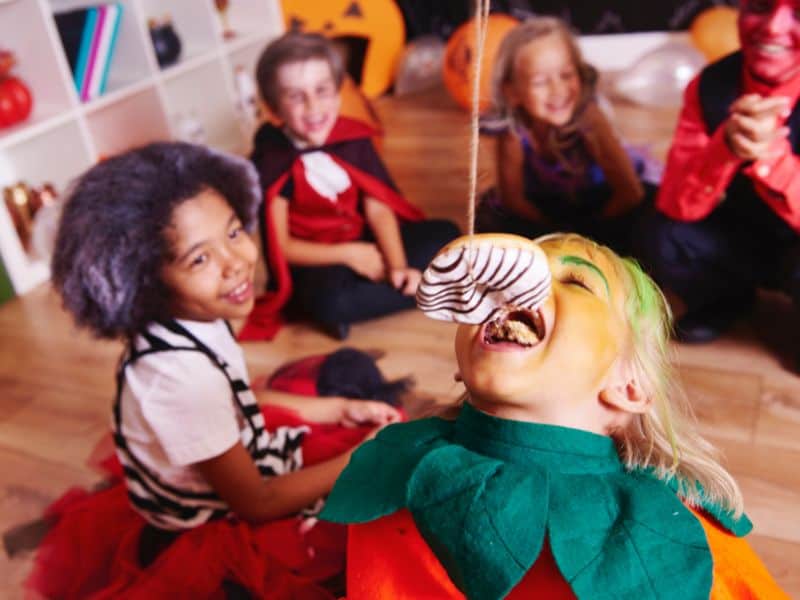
[{"left": 28, "top": 142, "right": 399, "bottom": 599}]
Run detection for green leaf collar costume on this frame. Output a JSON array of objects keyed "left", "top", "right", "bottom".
[{"left": 321, "top": 403, "right": 751, "bottom": 600}]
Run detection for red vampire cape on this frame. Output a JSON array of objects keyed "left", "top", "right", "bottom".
[
  {"left": 25, "top": 405, "right": 373, "bottom": 599},
  {"left": 239, "top": 116, "right": 424, "bottom": 341}
]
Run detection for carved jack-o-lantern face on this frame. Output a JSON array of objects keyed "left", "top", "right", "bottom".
[
  {"left": 443, "top": 13, "right": 519, "bottom": 111},
  {"left": 280, "top": 0, "right": 405, "bottom": 98}
]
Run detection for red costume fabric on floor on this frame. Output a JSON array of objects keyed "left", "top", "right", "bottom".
[
  {"left": 26, "top": 405, "right": 370, "bottom": 600},
  {"left": 240, "top": 116, "right": 424, "bottom": 341}
]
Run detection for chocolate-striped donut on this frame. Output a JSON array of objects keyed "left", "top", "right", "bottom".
[{"left": 416, "top": 234, "right": 551, "bottom": 324}]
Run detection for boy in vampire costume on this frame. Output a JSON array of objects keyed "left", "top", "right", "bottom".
[{"left": 241, "top": 32, "right": 459, "bottom": 341}]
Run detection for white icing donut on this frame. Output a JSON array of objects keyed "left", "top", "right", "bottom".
[{"left": 416, "top": 234, "right": 551, "bottom": 324}]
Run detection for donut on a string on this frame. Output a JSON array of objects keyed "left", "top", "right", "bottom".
[{"left": 416, "top": 233, "right": 551, "bottom": 347}]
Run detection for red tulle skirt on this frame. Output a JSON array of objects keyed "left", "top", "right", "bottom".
[{"left": 26, "top": 406, "right": 371, "bottom": 599}]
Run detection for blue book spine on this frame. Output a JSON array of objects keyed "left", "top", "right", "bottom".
[
  {"left": 98, "top": 4, "right": 124, "bottom": 95},
  {"left": 72, "top": 7, "right": 98, "bottom": 95}
]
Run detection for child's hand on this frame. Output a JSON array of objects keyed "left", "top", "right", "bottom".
[
  {"left": 344, "top": 242, "right": 385, "bottom": 281},
  {"left": 340, "top": 399, "right": 401, "bottom": 428},
  {"left": 389, "top": 267, "right": 422, "bottom": 296},
  {"left": 725, "top": 94, "right": 790, "bottom": 162}
]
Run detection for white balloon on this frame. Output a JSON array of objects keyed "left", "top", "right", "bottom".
[
  {"left": 394, "top": 35, "right": 445, "bottom": 96},
  {"left": 613, "top": 41, "right": 706, "bottom": 108}
]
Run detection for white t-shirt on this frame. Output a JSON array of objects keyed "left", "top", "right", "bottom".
[{"left": 118, "top": 319, "right": 249, "bottom": 496}]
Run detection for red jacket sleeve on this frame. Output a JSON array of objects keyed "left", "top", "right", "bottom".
[
  {"left": 655, "top": 77, "right": 743, "bottom": 222},
  {"left": 742, "top": 135, "right": 800, "bottom": 222}
]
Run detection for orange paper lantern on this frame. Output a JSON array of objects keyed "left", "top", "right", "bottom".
[
  {"left": 443, "top": 13, "right": 519, "bottom": 112},
  {"left": 280, "top": 0, "right": 405, "bottom": 98},
  {"left": 690, "top": 6, "right": 740, "bottom": 62}
]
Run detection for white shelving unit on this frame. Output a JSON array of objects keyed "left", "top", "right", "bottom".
[{"left": 0, "top": 0, "right": 284, "bottom": 295}]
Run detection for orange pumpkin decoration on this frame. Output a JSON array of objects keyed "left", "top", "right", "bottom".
[
  {"left": 443, "top": 13, "right": 519, "bottom": 112},
  {"left": 280, "top": 0, "right": 405, "bottom": 98},
  {"left": 690, "top": 6, "right": 740, "bottom": 62},
  {"left": 338, "top": 74, "right": 382, "bottom": 134}
]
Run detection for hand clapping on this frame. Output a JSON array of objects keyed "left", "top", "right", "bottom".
[{"left": 725, "top": 94, "right": 791, "bottom": 162}]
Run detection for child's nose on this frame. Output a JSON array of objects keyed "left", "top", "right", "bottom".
[
  {"left": 548, "top": 77, "right": 567, "bottom": 97},
  {"left": 304, "top": 94, "right": 322, "bottom": 113},
  {"left": 222, "top": 249, "right": 246, "bottom": 278}
]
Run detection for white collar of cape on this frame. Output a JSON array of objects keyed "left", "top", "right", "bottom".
[{"left": 284, "top": 126, "right": 352, "bottom": 202}]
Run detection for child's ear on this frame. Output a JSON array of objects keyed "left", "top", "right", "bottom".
[{"left": 598, "top": 380, "right": 650, "bottom": 415}]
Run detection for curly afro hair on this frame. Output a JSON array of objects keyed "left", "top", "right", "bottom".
[{"left": 52, "top": 142, "right": 262, "bottom": 340}]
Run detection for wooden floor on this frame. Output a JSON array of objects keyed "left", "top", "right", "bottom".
[{"left": 2, "top": 84, "right": 799, "bottom": 597}]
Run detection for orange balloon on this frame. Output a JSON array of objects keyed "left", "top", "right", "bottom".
[
  {"left": 443, "top": 13, "right": 520, "bottom": 112},
  {"left": 690, "top": 6, "right": 740, "bottom": 62}
]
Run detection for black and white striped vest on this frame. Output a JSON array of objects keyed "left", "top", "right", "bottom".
[{"left": 113, "top": 319, "right": 307, "bottom": 530}]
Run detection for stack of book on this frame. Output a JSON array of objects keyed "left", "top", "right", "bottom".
[{"left": 54, "top": 4, "right": 124, "bottom": 102}]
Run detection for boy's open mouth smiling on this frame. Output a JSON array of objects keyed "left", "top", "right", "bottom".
[{"left": 481, "top": 307, "right": 546, "bottom": 350}]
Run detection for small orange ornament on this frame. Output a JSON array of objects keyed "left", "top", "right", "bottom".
[
  {"left": 690, "top": 6, "right": 740, "bottom": 63},
  {"left": 442, "top": 13, "right": 519, "bottom": 112}
]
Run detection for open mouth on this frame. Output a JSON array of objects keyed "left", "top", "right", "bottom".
[{"left": 483, "top": 308, "right": 546, "bottom": 348}]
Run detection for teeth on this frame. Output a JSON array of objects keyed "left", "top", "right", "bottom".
[
  {"left": 229, "top": 282, "right": 247, "bottom": 297},
  {"left": 759, "top": 43, "right": 787, "bottom": 54},
  {"left": 548, "top": 99, "right": 571, "bottom": 111}
]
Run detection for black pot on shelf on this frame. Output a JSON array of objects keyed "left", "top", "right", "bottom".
[{"left": 150, "top": 21, "right": 182, "bottom": 68}]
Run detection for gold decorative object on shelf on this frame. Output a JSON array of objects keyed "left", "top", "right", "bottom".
[
  {"left": 2, "top": 181, "right": 58, "bottom": 254},
  {"left": 214, "top": 0, "right": 235, "bottom": 39}
]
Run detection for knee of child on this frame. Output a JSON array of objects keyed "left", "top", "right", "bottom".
[
  {"left": 406, "top": 219, "right": 461, "bottom": 266},
  {"left": 309, "top": 289, "right": 352, "bottom": 326}
]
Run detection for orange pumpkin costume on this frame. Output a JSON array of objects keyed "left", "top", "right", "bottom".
[
  {"left": 346, "top": 508, "right": 787, "bottom": 599},
  {"left": 321, "top": 405, "right": 788, "bottom": 600}
]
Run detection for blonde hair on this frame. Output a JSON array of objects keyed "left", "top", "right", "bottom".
[
  {"left": 537, "top": 233, "right": 744, "bottom": 516},
  {"left": 442, "top": 233, "right": 744, "bottom": 516},
  {"left": 490, "top": 17, "right": 598, "bottom": 178}
]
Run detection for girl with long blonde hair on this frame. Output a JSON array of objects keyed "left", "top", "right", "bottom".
[{"left": 477, "top": 17, "right": 656, "bottom": 255}]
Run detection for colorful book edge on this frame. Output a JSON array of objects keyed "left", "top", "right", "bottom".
[
  {"left": 98, "top": 4, "right": 124, "bottom": 96},
  {"left": 72, "top": 7, "right": 98, "bottom": 96}
]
